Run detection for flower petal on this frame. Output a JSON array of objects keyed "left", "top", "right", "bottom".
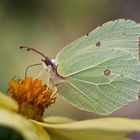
[
  {"left": 0, "top": 109, "right": 50, "bottom": 140},
  {"left": 0, "top": 92, "right": 18, "bottom": 112},
  {"left": 43, "top": 116, "right": 75, "bottom": 124},
  {"left": 32, "top": 123, "right": 51, "bottom": 140},
  {"left": 32, "top": 116, "right": 140, "bottom": 140}
]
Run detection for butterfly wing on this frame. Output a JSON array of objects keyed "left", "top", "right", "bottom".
[{"left": 56, "top": 19, "right": 140, "bottom": 115}]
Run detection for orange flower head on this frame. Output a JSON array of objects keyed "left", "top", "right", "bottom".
[{"left": 7, "top": 77, "right": 56, "bottom": 121}]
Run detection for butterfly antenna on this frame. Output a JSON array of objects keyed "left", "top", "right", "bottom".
[
  {"left": 20, "top": 46, "right": 48, "bottom": 59},
  {"left": 20, "top": 45, "right": 56, "bottom": 69}
]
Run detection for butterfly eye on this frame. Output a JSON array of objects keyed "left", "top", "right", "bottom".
[{"left": 50, "top": 58, "right": 56, "bottom": 65}]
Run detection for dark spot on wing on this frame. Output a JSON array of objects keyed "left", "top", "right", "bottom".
[
  {"left": 104, "top": 69, "right": 111, "bottom": 76},
  {"left": 139, "top": 37, "right": 140, "bottom": 46},
  {"left": 86, "top": 33, "right": 89, "bottom": 36},
  {"left": 138, "top": 37, "right": 140, "bottom": 61},
  {"left": 138, "top": 87, "right": 140, "bottom": 98},
  {"left": 96, "top": 41, "right": 100, "bottom": 47}
]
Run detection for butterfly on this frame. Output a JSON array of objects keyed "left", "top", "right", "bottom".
[{"left": 20, "top": 19, "right": 140, "bottom": 115}]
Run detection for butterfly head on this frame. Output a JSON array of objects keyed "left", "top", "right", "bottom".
[
  {"left": 20, "top": 45, "right": 56, "bottom": 69},
  {"left": 19, "top": 46, "right": 66, "bottom": 84}
]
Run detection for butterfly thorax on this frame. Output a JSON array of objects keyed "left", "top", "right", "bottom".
[{"left": 42, "top": 58, "right": 66, "bottom": 85}]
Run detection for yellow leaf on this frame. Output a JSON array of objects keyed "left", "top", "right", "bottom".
[{"left": 33, "top": 116, "right": 140, "bottom": 140}]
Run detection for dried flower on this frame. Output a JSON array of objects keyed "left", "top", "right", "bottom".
[{"left": 7, "top": 77, "right": 56, "bottom": 120}]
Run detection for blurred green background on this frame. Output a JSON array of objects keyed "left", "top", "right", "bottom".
[{"left": 0, "top": 0, "right": 140, "bottom": 120}]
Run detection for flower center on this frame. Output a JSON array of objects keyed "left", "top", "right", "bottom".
[{"left": 7, "top": 77, "right": 56, "bottom": 121}]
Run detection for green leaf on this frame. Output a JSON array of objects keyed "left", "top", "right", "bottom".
[
  {"left": 0, "top": 109, "right": 50, "bottom": 140},
  {"left": 32, "top": 116, "right": 140, "bottom": 140},
  {"left": 0, "top": 92, "right": 18, "bottom": 112},
  {"left": 56, "top": 19, "right": 140, "bottom": 115}
]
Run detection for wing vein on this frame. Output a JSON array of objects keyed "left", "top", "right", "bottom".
[
  {"left": 70, "top": 77, "right": 130, "bottom": 104},
  {"left": 109, "top": 83, "right": 137, "bottom": 99},
  {"left": 68, "top": 81, "right": 108, "bottom": 113}
]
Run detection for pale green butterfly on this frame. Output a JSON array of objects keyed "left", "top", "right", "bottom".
[{"left": 20, "top": 19, "right": 140, "bottom": 115}]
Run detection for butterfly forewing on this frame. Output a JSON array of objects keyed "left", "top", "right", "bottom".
[
  {"left": 56, "top": 19, "right": 140, "bottom": 69},
  {"left": 56, "top": 19, "right": 140, "bottom": 115}
]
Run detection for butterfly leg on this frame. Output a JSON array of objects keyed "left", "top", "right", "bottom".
[
  {"left": 35, "top": 70, "right": 45, "bottom": 79},
  {"left": 43, "top": 68, "right": 51, "bottom": 85},
  {"left": 40, "top": 70, "right": 51, "bottom": 94},
  {"left": 42, "top": 86, "right": 49, "bottom": 93},
  {"left": 50, "top": 86, "right": 58, "bottom": 98},
  {"left": 41, "top": 62, "right": 58, "bottom": 97},
  {"left": 43, "top": 70, "right": 58, "bottom": 97}
]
